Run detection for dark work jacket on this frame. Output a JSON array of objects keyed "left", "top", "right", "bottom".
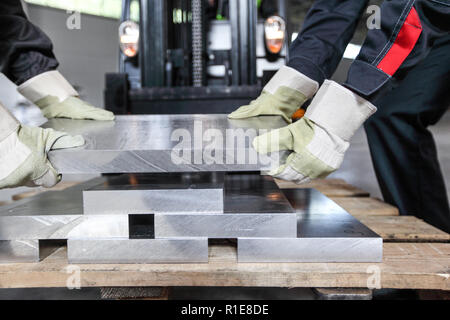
[
  {"left": 288, "top": 0, "right": 450, "bottom": 98},
  {"left": 0, "top": 0, "right": 58, "bottom": 85}
]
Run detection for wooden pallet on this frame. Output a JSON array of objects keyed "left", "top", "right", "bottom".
[
  {"left": 0, "top": 178, "right": 448, "bottom": 292},
  {"left": 0, "top": 243, "right": 448, "bottom": 290}
]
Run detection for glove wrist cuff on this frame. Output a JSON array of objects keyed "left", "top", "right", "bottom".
[
  {"left": 0, "top": 103, "right": 20, "bottom": 142},
  {"left": 305, "top": 80, "right": 377, "bottom": 141},
  {"left": 17, "top": 71, "right": 79, "bottom": 106},
  {"left": 263, "top": 66, "right": 319, "bottom": 99}
]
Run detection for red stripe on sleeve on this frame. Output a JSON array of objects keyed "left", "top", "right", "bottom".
[{"left": 377, "top": 7, "right": 422, "bottom": 76}]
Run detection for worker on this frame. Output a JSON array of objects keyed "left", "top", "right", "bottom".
[
  {"left": 0, "top": 1, "right": 114, "bottom": 189},
  {"left": 229, "top": 0, "right": 450, "bottom": 233}
]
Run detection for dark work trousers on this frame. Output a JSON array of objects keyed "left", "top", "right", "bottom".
[
  {"left": 365, "top": 35, "right": 450, "bottom": 233},
  {"left": 0, "top": 0, "right": 58, "bottom": 85}
]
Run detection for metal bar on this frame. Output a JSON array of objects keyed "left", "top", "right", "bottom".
[
  {"left": 43, "top": 115, "right": 288, "bottom": 174},
  {"left": 155, "top": 213, "right": 296, "bottom": 238},
  {"left": 191, "top": 0, "right": 205, "bottom": 86},
  {"left": 237, "top": 189, "right": 383, "bottom": 262},
  {"left": 83, "top": 172, "right": 225, "bottom": 215},
  {"left": 239, "top": 0, "right": 249, "bottom": 84},
  {"left": 0, "top": 240, "right": 63, "bottom": 263},
  {"left": 247, "top": 0, "right": 257, "bottom": 84},
  {"left": 229, "top": 0, "right": 240, "bottom": 85},
  {"left": 68, "top": 238, "right": 208, "bottom": 264},
  {"left": 83, "top": 189, "right": 224, "bottom": 215},
  {"left": 238, "top": 237, "right": 382, "bottom": 263},
  {"left": 140, "top": 0, "right": 166, "bottom": 87}
]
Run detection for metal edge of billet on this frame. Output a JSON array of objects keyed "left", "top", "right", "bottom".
[
  {"left": 0, "top": 239, "right": 65, "bottom": 264},
  {"left": 82, "top": 188, "right": 225, "bottom": 215},
  {"left": 48, "top": 150, "right": 287, "bottom": 174},
  {"left": 237, "top": 237, "right": 383, "bottom": 263},
  {"left": 154, "top": 213, "right": 297, "bottom": 238},
  {"left": 43, "top": 115, "right": 288, "bottom": 174},
  {"left": 67, "top": 238, "right": 209, "bottom": 264},
  {"left": 0, "top": 215, "right": 83, "bottom": 241}
]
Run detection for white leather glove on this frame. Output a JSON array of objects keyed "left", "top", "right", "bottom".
[
  {"left": 18, "top": 70, "right": 115, "bottom": 121},
  {"left": 0, "top": 102, "right": 85, "bottom": 189},
  {"left": 228, "top": 66, "right": 318, "bottom": 123},
  {"left": 253, "top": 80, "right": 377, "bottom": 184}
]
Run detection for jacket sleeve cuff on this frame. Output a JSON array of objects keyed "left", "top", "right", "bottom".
[
  {"left": 287, "top": 57, "right": 326, "bottom": 86},
  {"left": 263, "top": 66, "right": 319, "bottom": 99},
  {"left": 305, "top": 80, "right": 377, "bottom": 141},
  {"left": 0, "top": 103, "right": 20, "bottom": 142},
  {"left": 17, "top": 70, "right": 79, "bottom": 104}
]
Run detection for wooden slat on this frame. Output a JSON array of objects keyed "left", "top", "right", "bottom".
[
  {"left": 359, "top": 216, "right": 450, "bottom": 242},
  {"left": 0, "top": 243, "right": 448, "bottom": 290},
  {"left": 331, "top": 197, "right": 399, "bottom": 217},
  {"left": 275, "top": 178, "right": 370, "bottom": 197}
]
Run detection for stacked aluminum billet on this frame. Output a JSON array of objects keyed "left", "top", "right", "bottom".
[
  {"left": 0, "top": 173, "right": 381, "bottom": 264},
  {"left": 0, "top": 115, "right": 382, "bottom": 263}
]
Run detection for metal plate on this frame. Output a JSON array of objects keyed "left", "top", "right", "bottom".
[
  {"left": 225, "top": 173, "right": 294, "bottom": 214},
  {"left": 238, "top": 237, "right": 382, "bottom": 263},
  {"left": 155, "top": 213, "right": 296, "bottom": 238},
  {"left": 83, "top": 173, "right": 225, "bottom": 214},
  {"left": 67, "top": 238, "right": 208, "bottom": 264},
  {"left": 43, "top": 115, "right": 288, "bottom": 173},
  {"left": 238, "top": 189, "right": 383, "bottom": 262},
  {"left": 281, "top": 188, "right": 349, "bottom": 216},
  {"left": 0, "top": 240, "right": 64, "bottom": 263},
  {"left": 0, "top": 215, "right": 82, "bottom": 240}
]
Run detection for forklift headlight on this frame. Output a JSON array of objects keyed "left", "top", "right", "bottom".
[
  {"left": 264, "top": 16, "right": 286, "bottom": 55},
  {"left": 119, "top": 21, "right": 139, "bottom": 58}
]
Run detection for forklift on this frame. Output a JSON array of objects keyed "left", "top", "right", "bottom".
[{"left": 105, "top": 0, "right": 289, "bottom": 115}]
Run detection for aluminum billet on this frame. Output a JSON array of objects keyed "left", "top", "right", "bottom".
[
  {"left": 67, "top": 238, "right": 208, "bottom": 264},
  {"left": 0, "top": 239, "right": 64, "bottom": 263},
  {"left": 43, "top": 115, "right": 288, "bottom": 173}
]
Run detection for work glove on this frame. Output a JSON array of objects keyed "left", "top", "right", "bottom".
[
  {"left": 0, "top": 102, "right": 85, "bottom": 189},
  {"left": 18, "top": 70, "right": 115, "bottom": 121},
  {"left": 228, "top": 66, "right": 318, "bottom": 123},
  {"left": 253, "top": 80, "right": 377, "bottom": 184}
]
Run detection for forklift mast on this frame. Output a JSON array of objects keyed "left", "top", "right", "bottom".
[{"left": 105, "top": 0, "right": 287, "bottom": 115}]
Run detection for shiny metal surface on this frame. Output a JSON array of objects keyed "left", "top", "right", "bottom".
[
  {"left": 224, "top": 173, "right": 294, "bottom": 214},
  {"left": 43, "top": 115, "right": 288, "bottom": 173},
  {"left": 68, "top": 238, "right": 208, "bottom": 264},
  {"left": 238, "top": 190, "right": 383, "bottom": 262},
  {"left": 0, "top": 240, "right": 39, "bottom": 263},
  {"left": 0, "top": 240, "right": 63, "bottom": 263},
  {"left": 155, "top": 213, "right": 296, "bottom": 238},
  {"left": 281, "top": 188, "right": 349, "bottom": 215},
  {"left": 0, "top": 177, "right": 105, "bottom": 217},
  {"left": 0, "top": 173, "right": 382, "bottom": 263},
  {"left": 238, "top": 237, "right": 382, "bottom": 262},
  {"left": 84, "top": 189, "right": 224, "bottom": 215},
  {"left": 83, "top": 173, "right": 224, "bottom": 214},
  {"left": 0, "top": 215, "right": 81, "bottom": 240}
]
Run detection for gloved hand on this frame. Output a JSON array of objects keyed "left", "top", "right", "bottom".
[
  {"left": 0, "top": 102, "right": 85, "bottom": 189},
  {"left": 253, "top": 80, "right": 377, "bottom": 184},
  {"left": 228, "top": 66, "right": 318, "bottom": 123},
  {"left": 18, "top": 71, "right": 115, "bottom": 121}
]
